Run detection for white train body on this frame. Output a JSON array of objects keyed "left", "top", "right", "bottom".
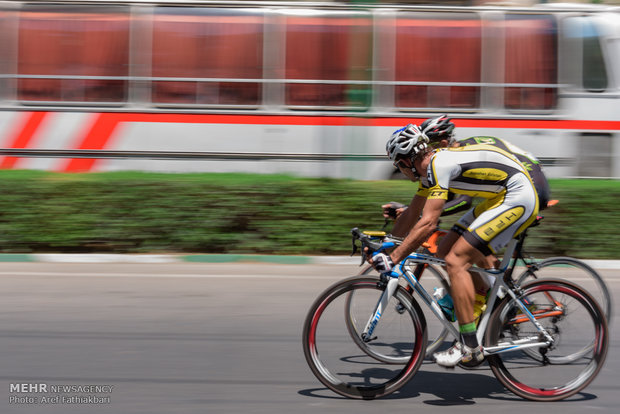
[{"left": 0, "top": 1, "right": 619, "bottom": 179}]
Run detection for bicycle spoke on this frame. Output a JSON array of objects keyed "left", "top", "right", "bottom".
[
  {"left": 356, "top": 264, "right": 450, "bottom": 358},
  {"left": 303, "top": 277, "right": 426, "bottom": 399},
  {"left": 486, "top": 280, "right": 608, "bottom": 401},
  {"left": 517, "top": 257, "right": 612, "bottom": 324}
]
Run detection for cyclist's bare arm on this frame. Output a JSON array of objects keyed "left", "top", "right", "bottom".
[
  {"left": 391, "top": 197, "right": 445, "bottom": 263},
  {"left": 390, "top": 195, "right": 426, "bottom": 238},
  {"left": 384, "top": 194, "right": 472, "bottom": 219}
]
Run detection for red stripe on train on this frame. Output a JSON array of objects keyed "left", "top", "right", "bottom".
[
  {"left": 77, "top": 113, "right": 620, "bottom": 129},
  {"left": 63, "top": 113, "right": 122, "bottom": 172},
  {"left": 0, "top": 111, "right": 48, "bottom": 169},
  {"left": 55, "top": 112, "right": 620, "bottom": 172}
]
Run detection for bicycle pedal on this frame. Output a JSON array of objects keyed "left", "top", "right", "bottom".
[{"left": 458, "top": 358, "right": 486, "bottom": 370}]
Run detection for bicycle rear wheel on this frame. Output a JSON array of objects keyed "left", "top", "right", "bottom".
[
  {"left": 354, "top": 264, "right": 450, "bottom": 359},
  {"left": 485, "top": 279, "right": 608, "bottom": 402},
  {"left": 516, "top": 257, "right": 612, "bottom": 324},
  {"left": 302, "top": 276, "right": 426, "bottom": 399}
]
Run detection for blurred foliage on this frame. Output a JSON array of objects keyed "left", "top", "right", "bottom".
[{"left": 0, "top": 170, "right": 618, "bottom": 259}]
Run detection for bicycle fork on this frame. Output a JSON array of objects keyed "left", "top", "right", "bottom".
[{"left": 360, "top": 277, "right": 400, "bottom": 342}]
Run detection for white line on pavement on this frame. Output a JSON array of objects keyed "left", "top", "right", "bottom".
[
  {"left": 0, "top": 271, "right": 337, "bottom": 279},
  {"left": 0, "top": 271, "right": 617, "bottom": 282}
]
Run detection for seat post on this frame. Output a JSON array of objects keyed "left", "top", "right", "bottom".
[{"left": 499, "top": 238, "right": 518, "bottom": 271}]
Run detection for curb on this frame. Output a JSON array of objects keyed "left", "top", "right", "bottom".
[
  {"left": 1, "top": 254, "right": 620, "bottom": 269},
  {"left": 0, "top": 253, "right": 338, "bottom": 265}
]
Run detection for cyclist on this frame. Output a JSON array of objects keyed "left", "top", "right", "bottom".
[
  {"left": 382, "top": 115, "right": 551, "bottom": 321},
  {"left": 383, "top": 115, "right": 550, "bottom": 223},
  {"left": 369, "top": 123, "right": 539, "bottom": 367}
]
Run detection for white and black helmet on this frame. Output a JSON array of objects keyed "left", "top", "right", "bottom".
[
  {"left": 386, "top": 124, "right": 429, "bottom": 161},
  {"left": 420, "top": 114, "right": 456, "bottom": 145}
]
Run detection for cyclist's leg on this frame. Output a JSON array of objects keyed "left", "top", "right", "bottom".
[
  {"left": 434, "top": 238, "right": 487, "bottom": 366},
  {"left": 444, "top": 238, "right": 492, "bottom": 323},
  {"left": 447, "top": 209, "right": 499, "bottom": 323},
  {"left": 436, "top": 181, "right": 538, "bottom": 366},
  {"left": 436, "top": 230, "right": 458, "bottom": 259},
  {"left": 436, "top": 212, "right": 497, "bottom": 294},
  {"left": 460, "top": 183, "right": 538, "bottom": 313}
]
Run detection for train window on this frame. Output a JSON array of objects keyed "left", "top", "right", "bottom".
[
  {"left": 564, "top": 16, "right": 608, "bottom": 92},
  {"left": 152, "top": 8, "right": 264, "bottom": 106},
  {"left": 503, "top": 15, "right": 558, "bottom": 110},
  {"left": 581, "top": 22, "right": 607, "bottom": 91},
  {"left": 17, "top": 6, "right": 129, "bottom": 103},
  {"left": 394, "top": 13, "right": 481, "bottom": 109},
  {"left": 0, "top": 10, "right": 11, "bottom": 100},
  {"left": 284, "top": 11, "right": 372, "bottom": 108}
]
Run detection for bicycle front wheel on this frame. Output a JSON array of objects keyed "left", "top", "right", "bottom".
[
  {"left": 302, "top": 276, "right": 427, "bottom": 399},
  {"left": 486, "top": 279, "right": 608, "bottom": 402},
  {"left": 354, "top": 264, "right": 450, "bottom": 359}
]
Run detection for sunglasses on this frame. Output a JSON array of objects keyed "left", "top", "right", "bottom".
[
  {"left": 394, "top": 157, "right": 421, "bottom": 180},
  {"left": 393, "top": 158, "right": 412, "bottom": 170}
]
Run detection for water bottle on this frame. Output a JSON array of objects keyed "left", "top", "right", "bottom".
[
  {"left": 433, "top": 287, "right": 456, "bottom": 322},
  {"left": 486, "top": 274, "right": 506, "bottom": 299}
]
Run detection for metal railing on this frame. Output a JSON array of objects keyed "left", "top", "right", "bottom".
[{"left": 0, "top": 148, "right": 570, "bottom": 167}]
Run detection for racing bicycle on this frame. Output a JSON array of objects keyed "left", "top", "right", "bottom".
[
  {"left": 353, "top": 209, "right": 612, "bottom": 360},
  {"left": 302, "top": 220, "right": 609, "bottom": 401}
]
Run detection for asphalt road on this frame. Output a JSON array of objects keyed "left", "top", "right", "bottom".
[{"left": 0, "top": 262, "right": 618, "bottom": 414}]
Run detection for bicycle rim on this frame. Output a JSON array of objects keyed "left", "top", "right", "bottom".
[
  {"left": 356, "top": 264, "right": 449, "bottom": 358},
  {"left": 302, "top": 276, "right": 426, "bottom": 399},
  {"left": 486, "top": 279, "right": 608, "bottom": 402}
]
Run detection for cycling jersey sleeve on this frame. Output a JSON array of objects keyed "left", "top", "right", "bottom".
[
  {"left": 426, "top": 152, "right": 457, "bottom": 201},
  {"left": 416, "top": 178, "right": 430, "bottom": 198}
]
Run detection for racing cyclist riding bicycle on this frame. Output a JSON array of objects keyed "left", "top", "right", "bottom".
[
  {"left": 384, "top": 115, "right": 550, "bottom": 222},
  {"left": 369, "top": 123, "right": 539, "bottom": 367},
  {"left": 381, "top": 115, "right": 551, "bottom": 324}
]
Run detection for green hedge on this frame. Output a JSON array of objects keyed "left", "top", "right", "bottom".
[{"left": 0, "top": 170, "right": 618, "bottom": 259}]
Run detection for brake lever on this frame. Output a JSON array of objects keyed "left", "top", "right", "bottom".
[
  {"left": 351, "top": 227, "right": 361, "bottom": 257},
  {"left": 350, "top": 227, "right": 386, "bottom": 266},
  {"left": 359, "top": 238, "right": 378, "bottom": 267},
  {"left": 382, "top": 217, "right": 390, "bottom": 230},
  {"left": 351, "top": 237, "right": 358, "bottom": 257}
]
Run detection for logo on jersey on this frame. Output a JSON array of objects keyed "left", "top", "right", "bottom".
[
  {"left": 474, "top": 137, "right": 497, "bottom": 145},
  {"left": 475, "top": 206, "right": 525, "bottom": 242},
  {"left": 462, "top": 168, "right": 508, "bottom": 182},
  {"left": 428, "top": 189, "right": 448, "bottom": 200},
  {"left": 520, "top": 160, "right": 534, "bottom": 171},
  {"left": 427, "top": 166, "right": 437, "bottom": 187}
]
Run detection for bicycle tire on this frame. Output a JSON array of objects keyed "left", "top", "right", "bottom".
[
  {"left": 353, "top": 264, "right": 450, "bottom": 360},
  {"left": 485, "top": 279, "right": 608, "bottom": 402},
  {"left": 302, "top": 276, "right": 427, "bottom": 399},
  {"left": 516, "top": 257, "right": 612, "bottom": 325}
]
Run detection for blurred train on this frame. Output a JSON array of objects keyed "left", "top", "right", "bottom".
[{"left": 0, "top": 0, "right": 619, "bottom": 179}]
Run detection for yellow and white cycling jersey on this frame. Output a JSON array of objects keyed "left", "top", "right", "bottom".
[{"left": 424, "top": 144, "right": 539, "bottom": 256}]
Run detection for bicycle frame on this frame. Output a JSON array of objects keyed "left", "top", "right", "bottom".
[{"left": 360, "top": 237, "right": 556, "bottom": 357}]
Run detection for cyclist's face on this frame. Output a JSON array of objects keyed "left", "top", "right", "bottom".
[
  {"left": 394, "top": 157, "right": 412, "bottom": 170},
  {"left": 395, "top": 157, "right": 419, "bottom": 182},
  {"left": 413, "top": 152, "right": 432, "bottom": 178}
]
